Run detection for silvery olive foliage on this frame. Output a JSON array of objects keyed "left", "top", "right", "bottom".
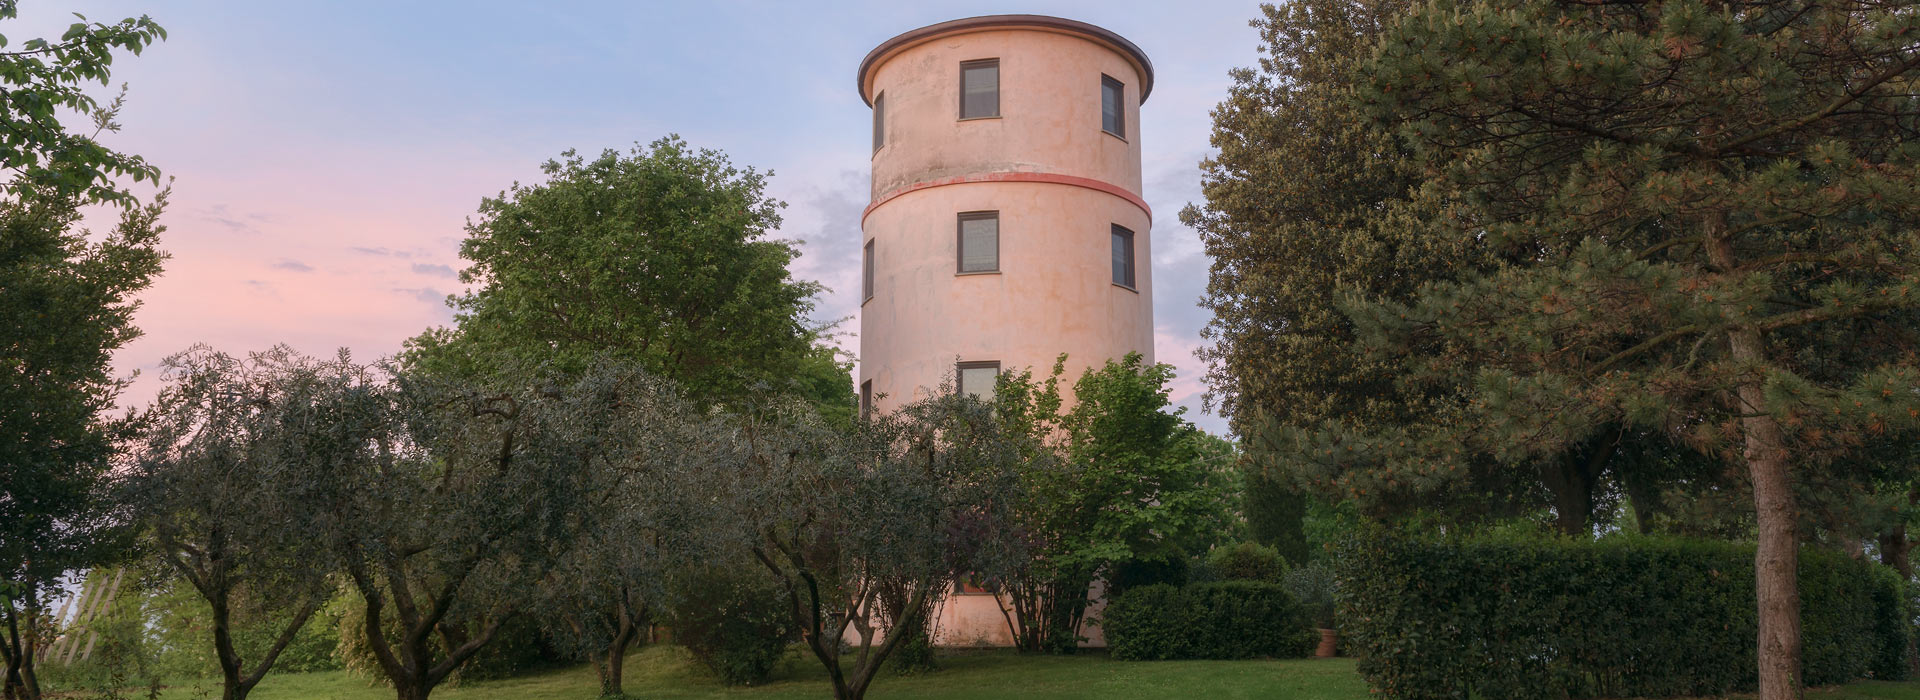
[
  {"left": 305, "top": 359, "right": 651, "bottom": 700},
  {"left": 120, "top": 345, "right": 374, "bottom": 700},
  {"left": 520, "top": 361, "right": 734, "bottom": 699},
  {"left": 723, "top": 388, "right": 1026, "bottom": 700}
]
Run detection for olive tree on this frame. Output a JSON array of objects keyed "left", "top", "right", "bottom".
[
  {"left": 304, "top": 360, "right": 649, "bottom": 700},
  {"left": 724, "top": 390, "right": 1024, "bottom": 700},
  {"left": 120, "top": 346, "right": 376, "bottom": 700},
  {"left": 525, "top": 364, "right": 729, "bottom": 699}
]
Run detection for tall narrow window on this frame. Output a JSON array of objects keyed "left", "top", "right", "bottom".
[
  {"left": 956, "top": 361, "right": 1000, "bottom": 403},
  {"left": 863, "top": 239, "right": 875, "bottom": 302},
  {"left": 1111, "top": 224, "right": 1136, "bottom": 288},
  {"left": 1101, "top": 75, "right": 1125, "bottom": 137},
  {"left": 957, "top": 212, "right": 999, "bottom": 274},
  {"left": 960, "top": 59, "right": 999, "bottom": 119},
  {"left": 860, "top": 380, "right": 873, "bottom": 421},
  {"left": 871, "top": 92, "right": 885, "bottom": 152}
]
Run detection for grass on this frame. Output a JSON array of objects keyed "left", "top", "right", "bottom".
[
  {"left": 129, "top": 647, "right": 1367, "bottom": 700},
  {"left": 66, "top": 647, "right": 1920, "bottom": 700}
]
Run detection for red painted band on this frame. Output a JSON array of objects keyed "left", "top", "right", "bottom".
[{"left": 862, "top": 172, "right": 1152, "bottom": 225}]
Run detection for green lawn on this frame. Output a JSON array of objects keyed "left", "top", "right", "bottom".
[
  {"left": 138, "top": 648, "right": 1366, "bottom": 700},
  {"left": 98, "top": 647, "right": 1920, "bottom": 700}
]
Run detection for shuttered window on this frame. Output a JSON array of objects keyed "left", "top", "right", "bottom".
[
  {"left": 872, "top": 92, "right": 885, "bottom": 152},
  {"left": 1111, "top": 224, "right": 1135, "bottom": 288},
  {"left": 863, "top": 239, "right": 875, "bottom": 301},
  {"left": 957, "top": 212, "right": 998, "bottom": 274},
  {"left": 960, "top": 59, "right": 999, "bottom": 119},
  {"left": 860, "top": 380, "right": 873, "bottom": 420},
  {"left": 1101, "top": 75, "right": 1125, "bottom": 137}
]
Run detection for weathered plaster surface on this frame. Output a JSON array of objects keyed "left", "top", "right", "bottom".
[{"left": 859, "top": 17, "right": 1152, "bottom": 650}]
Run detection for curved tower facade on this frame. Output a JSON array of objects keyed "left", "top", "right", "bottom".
[{"left": 857, "top": 14, "right": 1154, "bottom": 646}]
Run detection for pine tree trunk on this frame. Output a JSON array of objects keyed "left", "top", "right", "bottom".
[
  {"left": 1540, "top": 459, "right": 1594, "bottom": 536},
  {"left": 1743, "top": 392, "right": 1802, "bottom": 700},
  {"left": 1709, "top": 221, "right": 1802, "bottom": 700}
]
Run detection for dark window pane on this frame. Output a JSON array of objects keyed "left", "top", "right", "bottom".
[
  {"left": 1102, "top": 76, "right": 1124, "bottom": 136},
  {"left": 1112, "top": 225, "right": 1134, "bottom": 287},
  {"left": 959, "top": 213, "right": 998, "bottom": 273},
  {"left": 863, "top": 239, "right": 875, "bottom": 300},
  {"left": 872, "top": 92, "right": 885, "bottom": 152},
  {"left": 961, "top": 60, "right": 999, "bottom": 119},
  {"left": 860, "top": 380, "right": 873, "bottom": 420}
]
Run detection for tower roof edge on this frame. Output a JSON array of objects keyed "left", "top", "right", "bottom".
[{"left": 856, "top": 14, "right": 1154, "bottom": 108}]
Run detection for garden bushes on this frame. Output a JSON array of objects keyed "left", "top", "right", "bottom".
[
  {"left": 1102, "top": 581, "right": 1316, "bottom": 660},
  {"left": 1339, "top": 533, "right": 1914, "bottom": 700},
  {"left": 668, "top": 568, "right": 794, "bottom": 685}
]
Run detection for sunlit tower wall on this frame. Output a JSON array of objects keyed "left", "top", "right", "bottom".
[
  {"left": 856, "top": 14, "right": 1154, "bottom": 647},
  {"left": 857, "top": 14, "right": 1154, "bottom": 421}
]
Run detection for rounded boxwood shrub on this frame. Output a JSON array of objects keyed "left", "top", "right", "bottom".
[
  {"left": 1199, "top": 542, "right": 1287, "bottom": 583},
  {"left": 1104, "top": 580, "right": 1315, "bottom": 660},
  {"left": 1108, "top": 554, "right": 1190, "bottom": 598},
  {"left": 1338, "top": 532, "right": 1914, "bottom": 700},
  {"left": 1103, "top": 583, "right": 1190, "bottom": 660},
  {"left": 668, "top": 568, "right": 794, "bottom": 686}
]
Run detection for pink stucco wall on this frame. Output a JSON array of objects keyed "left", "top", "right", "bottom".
[
  {"left": 860, "top": 24, "right": 1154, "bottom": 413},
  {"left": 859, "top": 16, "right": 1154, "bottom": 649}
]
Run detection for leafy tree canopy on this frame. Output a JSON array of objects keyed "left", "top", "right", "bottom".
[
  {"left": 0, "top": 9, "right": 167, "bottom": 690},
  {"left": 407, "top": 136, "right": 829, "bottom": 407}
]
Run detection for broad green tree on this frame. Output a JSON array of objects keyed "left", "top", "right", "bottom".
[
  {"left": 992, "top": 354, "right": 1236, "bottom": 653},
  {"left": 0, "top": 7, "right": 166, "bottom": 698},
  {"left": 1181, "top": 0, "right": 1515, "bottom": 531},
  {"left": 1336, "top": 2, "right": 1920, "bottom": 697},
  {"left": 1190, "top": 1, "right": 1735, "bottom": 538},
  {"left": 406, "top": 136, "right": 828, "bottom": 406},
  {"left": 0, "top": 2, "right": 164, "bottom": 205}
]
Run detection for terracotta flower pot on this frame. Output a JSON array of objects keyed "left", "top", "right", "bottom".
[{"left": 1316, "top": 628, "right": 1337, "bottom": 658}]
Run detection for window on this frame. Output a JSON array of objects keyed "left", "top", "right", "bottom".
[
  {"left": 871, "top": 92, "right": 885, "bottom": 152},
  {"left": 860, "top": 380, "right": 873, "bottom": 421},
  {"left": 1101, "top": 75, "right": 1125, "bottom": 137},
  {"left": 1111, "top": 224, "right": 1136, "bottom": 288},
  {"left": 956, "top": 361, "right": 1000, "bottom": 403},
  {"left": 960, "top": 59, "right": 999, "bottom": 119},
  {"left": 863, "top": 239, "right": 875, "bottom": 302},
  {"left": 957, "top": 212, "right": 998, "bottom": 274}
]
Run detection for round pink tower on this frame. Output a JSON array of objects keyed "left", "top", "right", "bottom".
[{"left": 857, "top": 14, "right": 1155, "bottom": 421}]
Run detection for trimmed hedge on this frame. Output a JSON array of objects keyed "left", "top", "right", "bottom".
[
  {"left": 1339, "top": 533, "right": 1914, "bottom": 700},
  {"left": 1102, "top": 581, "right": 1316, "bottom": 660}
]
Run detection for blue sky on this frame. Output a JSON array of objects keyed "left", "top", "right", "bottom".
[{"left": 19, "top": 1, "right": 1271, "bottom": 434}]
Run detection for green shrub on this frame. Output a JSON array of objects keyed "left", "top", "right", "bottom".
[
  {"left": 1108, "top": 554, "right": 1190, "bottom": 598},
  {"left": 1102, "top": 584, "right": 1189, "bottom": 660},
  {"left": 1103, "top": 581, "right": 1315, "bottom": 660},
  {"left": 1201, "top": 542, "right": 1286, "bottom": 583},
  {"left": 1282, "top": 558, "right": 1336, "bottom": 628},
  {"left": 668, "top": 569, "right": 794, "bottom": 686},
  {"left": 1338, "top": 532, "right": 1914, "bottom": 700}
]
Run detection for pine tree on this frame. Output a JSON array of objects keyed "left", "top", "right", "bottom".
[{"left": 1344, "top": 2, "right": 1920, "bottom": 696}]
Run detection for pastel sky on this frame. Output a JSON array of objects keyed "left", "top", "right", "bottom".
[{"left": 20, "top": 1, "right": 1269, "bottom": 435}]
